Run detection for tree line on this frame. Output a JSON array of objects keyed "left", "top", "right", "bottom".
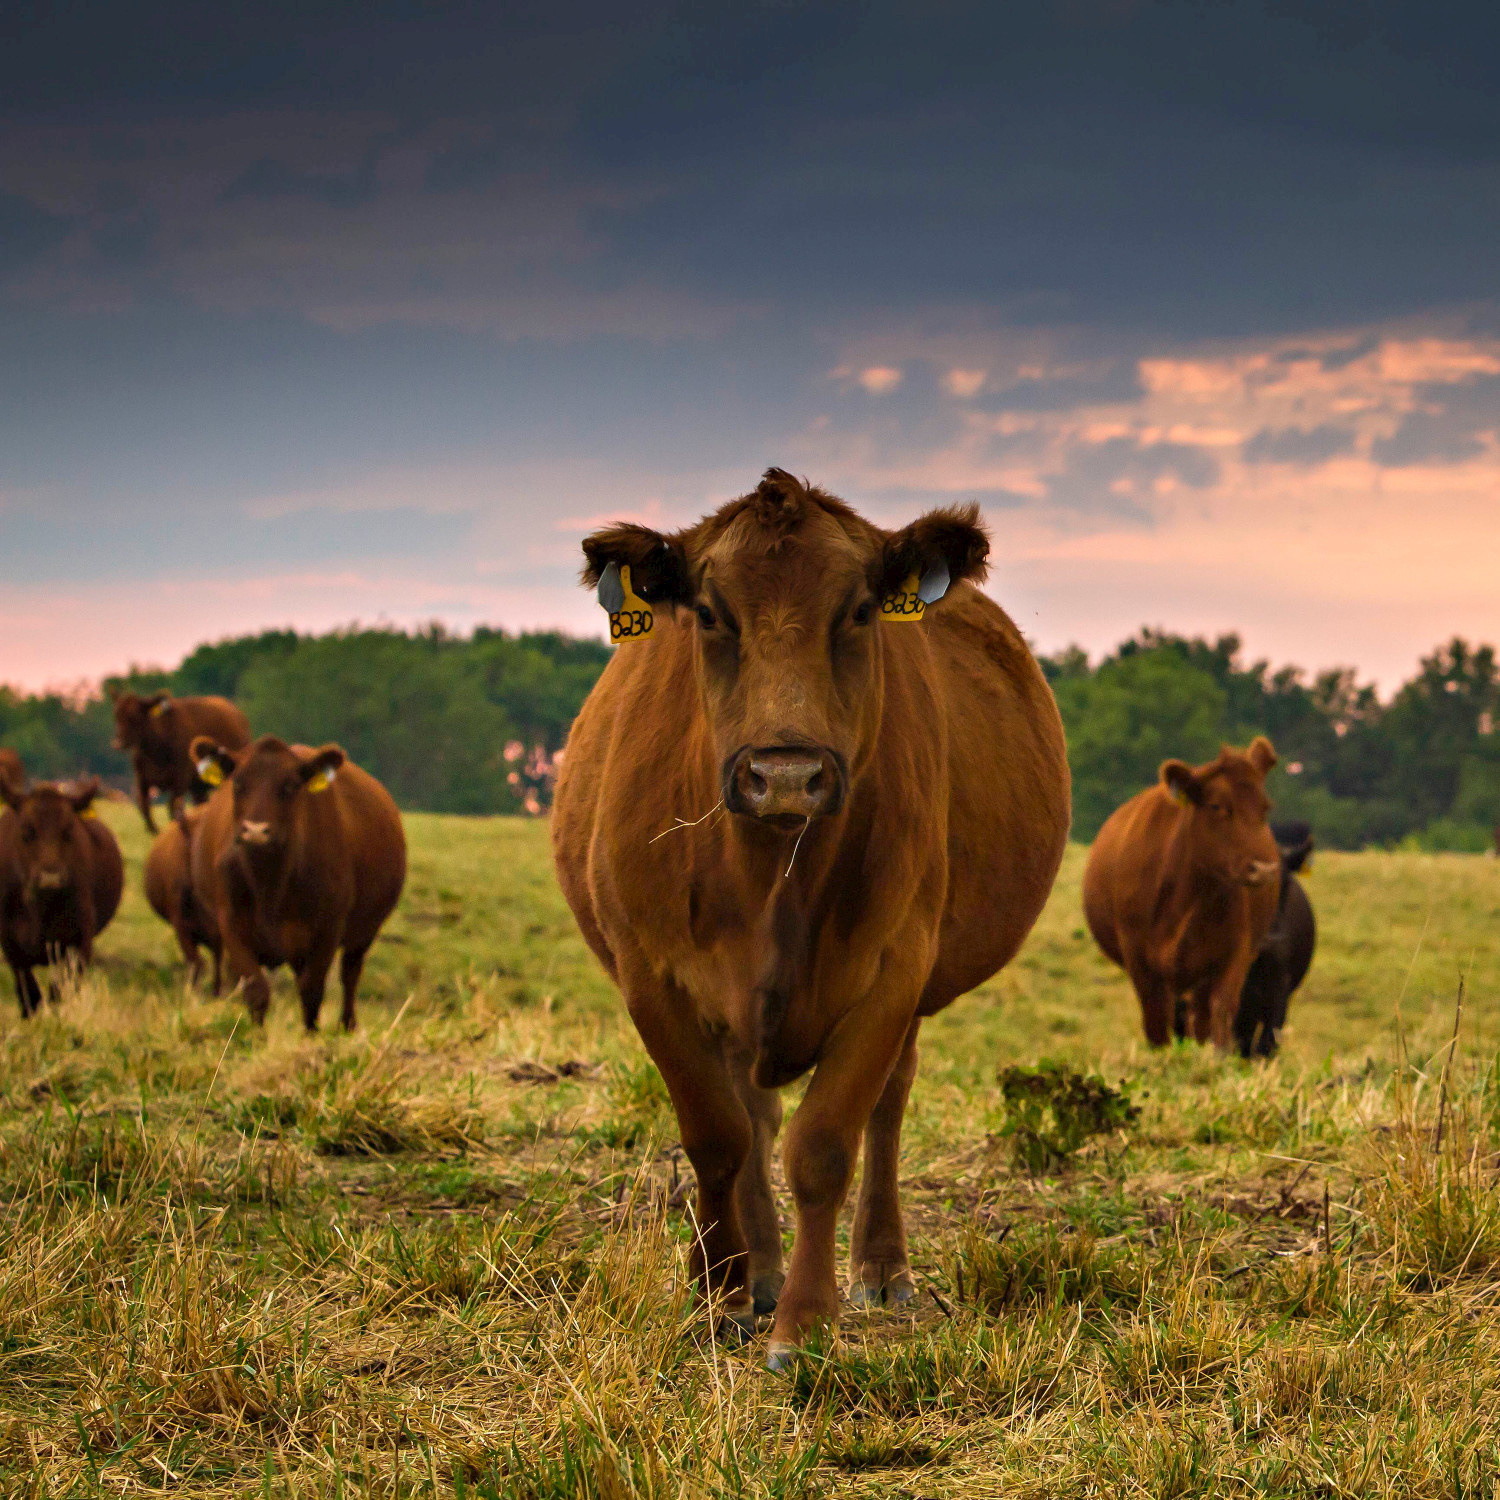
[{"left": 3, "top": 622, "right": 1497, "bottom": 848}]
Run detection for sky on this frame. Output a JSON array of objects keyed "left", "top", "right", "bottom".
[{"left": 4, "top": 0, "right": 1500, "bottom": 693}]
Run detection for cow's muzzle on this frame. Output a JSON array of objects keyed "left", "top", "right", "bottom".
[
  {"left": 723, "top": 746, "right": 847, "bottom": 825},
  {"left": 31, "top": 869, "right": 68, "bottom": 892},
  {"left": 237, "top": 820, "right": 278, "bottom": 848},
  {"left": 1242, "top": 859, "right": 1281, "bottom": 888}
]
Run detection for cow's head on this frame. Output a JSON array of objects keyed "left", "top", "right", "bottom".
[
  {"left": 1, "top": 777, "right": 100, "bottom": 897},
  {"left": 1160, "top": 738, "right": 1281, "bottom": 888},
  {"left": 191, "top": 735, "right": 344, "bottom": 856},
  {"left": 110, "top": 688, "right": 172, "bottom": 750},
  {"left": 581, "top": 468, "right": 988, "bottom": 829}
]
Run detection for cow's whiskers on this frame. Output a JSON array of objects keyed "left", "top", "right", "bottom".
[
  {"left": 784, "top": 817, "right": 811, "bottom": 879},
  {"left": 649, "top": 800, "right": 724, "bottom": 844}
]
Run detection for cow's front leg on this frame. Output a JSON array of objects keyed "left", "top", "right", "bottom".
[
  {"left": 770, "top": 994, "right": 916, "bottom": 1366},
  {"left": 849, "top": 1017, "right": 920, "bottom": 1308},
  {"left": 135, "top": 768, "right": 158, "bottom": 834},
  {"left": 1208, "top": 945, "right": 1256, "bottom": 1050},
  {"left": 220, "top": 914, "right": 271, "bottom": 1024},
  {"left": 1125, "top": 956, "right": 1175, "bottom": 1047},
  {"left": 625, "top": 971, "right": 755, "bottom": 1331},
  {"left": 294, "top": 937, "right": 339, "bottom": 1032}
]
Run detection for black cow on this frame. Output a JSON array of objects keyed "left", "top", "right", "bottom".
[{"left": 1231, "top": 821, "right": 1315, "bottom": 1058}]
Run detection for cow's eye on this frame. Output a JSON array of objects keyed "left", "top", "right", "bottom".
[
  {"left": 696, "top": 604, "right": 716, "bottom": 629},
  {"left": 282, "top": 779, "right": 299, "bottom": 799},
  {"left": 20, "top": 827, "right": 35, "bottom": 845},
  {"left": 852, "top": 600, "right": 873, "bottom": 626}
]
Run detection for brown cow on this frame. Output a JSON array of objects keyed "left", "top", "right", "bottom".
[
  {"left": 110, "top": 689, "right": 251, "bottom": 832},
  {"left": 0, "top": 777, "right": 124, "bottom": 1016},
  {"left": 0, "top": 749, "right": 24, "bottom": 800},
  {"left": 1082, "top": 739, "right": 1282, "bottom": 1049},
  {"left": 188, "top": 735, "right": 406, "bottom": 1030},
  {"left": 145, "top": 807, "right": 221, "bottom": 991},
  {"left": 551, "top": 468, "right": 1070, "bottom": 1366}
]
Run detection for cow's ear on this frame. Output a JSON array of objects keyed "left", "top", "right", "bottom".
[
  {"left": 0, "top": 771, "right": 22, "bottom": 812},
  {"left": 880, "top": 503, "right": 989, "bottom": 606},
  {"left": 1161, "top": 760, "right": 1204, "bottom": 806},
  {"left": 1247, "top": 736, "right": 1277, "bottom": 775},
  {"left": 1285, "top": 837, "right": 1314, "bottom": 875},
  {"left": 145, "top": 691, "right": 172, "bottom": 716},
  {"left": 299, "top": 745, "right": 345, "bottom": 793},
  {"left": 580, "top": 525, "right": 692, "bottom": 606},
  {"left": 68, "top": 777, "right": 101, "bottom": 816},
  {"left": 190, "top": 736, "right": 237, "bottom": 788}
]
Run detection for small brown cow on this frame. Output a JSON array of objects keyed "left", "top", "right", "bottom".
[
  {"left": 110, "top": 689, "right": 252, "bottom": 833},
  {"left": 1083, "top": 739, "right": 1282, "bottom": 1049},
  {"left": 0, "top": 749, "right": 24, "bottom": 800},
  {"left": 552, "top": 469, "right": 1070, "bottom": 1366},
  {"left": 0, "top": 777, "right": 124, "bottom": 1016},
  {"left": 188, "top": 735, "right": 406, "bottom": 1030},
  {"left": 145, "top": 807, "right": 221, "bottom": 991}
]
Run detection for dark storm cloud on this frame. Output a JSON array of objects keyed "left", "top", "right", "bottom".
[
  {"left": 1370, "top": 374, "right": 1500, "bottom": 466},
  {"left": 6, "top": 1, "right": 1500, "bottom": 337},
  {"left": 1243, "top": 424, "right": 1359, "bottom": 466}
]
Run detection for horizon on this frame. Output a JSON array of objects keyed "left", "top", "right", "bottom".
[{"left": 5, "top": 3, "right": 1500, "bottom": 695}]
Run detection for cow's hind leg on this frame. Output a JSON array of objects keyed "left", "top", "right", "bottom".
[
  {"left": 339, "top": 946, "right": 368, "bottom": 1031},
  {"left": 727, "top": 1046, "right": 784, "bottom": 1317},
  {"left": 850, "top": 1017, "right": 920, "bottom": 1308},
  {"left": 626, "top": 970, "right": 755, "bottom": 1333}
]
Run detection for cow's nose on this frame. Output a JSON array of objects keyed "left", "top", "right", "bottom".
[
  {"left": 238, "top": 820, "right": 272, "bottom": 845},
  {"left": 1242, "top": 858, "right": 1280, "bottom": 888},
  {"left": 34, "top": 869, "right": 66, "bottom": 890},
  {"left": 724, "top": 747, "right": 845, "bottom": 823}
]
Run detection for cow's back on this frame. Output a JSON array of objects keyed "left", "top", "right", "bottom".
[
  {"left": 333, "top": 763, "right": 407, "bottom": 947},
  {"left": 173, "top": 697, "right": 252, "bottom": 752},
  {"left": 84, "top": 817, "right": 125, "bottom": 935},
  {"left": 1081, "top": 787, "right": 1162, "bottom": 965},
  {"left": 916, "top": 587, "right": 1070, "bottom": 1011},
  {"left": 145, "top": 820, "right": 192, "bottom": 926}
]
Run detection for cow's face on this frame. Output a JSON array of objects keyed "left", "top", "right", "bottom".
[
  {"left": 1160, "top": 739, "right": 1281, "bottom": 889},
  {"left": 581, "top": 469, "right": 989, "bottom": 828},
  {"left": 111, "top": 690, "right": 170, "bottom": 750},
  {"left": 1, "top": 779, "right": 99, "bottom": 897},
  {"left": 192, "top": 735, "right": 344, "bottom": 857}
]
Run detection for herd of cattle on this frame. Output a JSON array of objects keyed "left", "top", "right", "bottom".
[
  {"left": 1, "top": 469, "right": 1322, "bottom": 1365},
  {"left": 0, "top": 694, "right": 406, "bottom": 1028}
]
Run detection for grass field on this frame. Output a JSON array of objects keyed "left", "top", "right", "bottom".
[{"left": 4, "top": 802, "right": 1500, "bottom": 1497}]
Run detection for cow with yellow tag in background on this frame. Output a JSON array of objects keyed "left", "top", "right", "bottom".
[
  {"left": 0, "top": 776, "right": 123, "bottom": 1017},
  {"left": 109, "top": 688, "right": 252, "bottom": 833},
  {"left": 1082, "top": 739, "right": 1283, "bottom": 1051},
  {"left": 187, "top": 735, "right": 406, "bottom": 1031},
  {"left": 551, "top": 467, "right": 1071, "bottom": 1367}
]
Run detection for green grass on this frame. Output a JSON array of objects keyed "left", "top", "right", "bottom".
[{"left": 3, "top": 803, "right": 1500, "bottom": 1496}]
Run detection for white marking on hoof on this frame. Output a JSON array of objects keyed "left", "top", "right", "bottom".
[{"left": 765, "top": 1341, "right": 798, "bottom": 1373}]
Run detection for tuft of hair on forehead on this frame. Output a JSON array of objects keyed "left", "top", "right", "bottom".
[{"left": 701, "top": 467, "right": 871, "bottom": 557}]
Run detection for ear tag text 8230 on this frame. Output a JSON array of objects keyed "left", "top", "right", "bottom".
[
  {"left": 881, "top": 558, "right": 950, "bottom": 623},
  {"left": 598, "top": 562, "right": 653, "bottom": 643}
]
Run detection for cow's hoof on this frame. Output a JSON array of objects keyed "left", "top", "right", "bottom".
[
  {"left": 849, "top": 1263, "right": 917, "bottom": 1308},
  {"left": 765, "top": 1341, "right": 798, "bottom": 1373},
  {"left": 716, "top": 1294, "right": 756, "bottom": 1345},
  {"left": 751, "top": 1272, "right": 784, "bottom": 1318}
]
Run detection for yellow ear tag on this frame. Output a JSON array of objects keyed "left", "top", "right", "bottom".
[
  {"left": 881, "top": 571, "right": 927, "bottom": 623},
  {"left": 78, "top": 806, "right": 98, "bottom": 820},
  {"left": 1298, "top": 858, "right": 1312, "bottom": 877},
  {"left": 305, "top": 767, "right": 335, "bottom": 794},
  {"left": 150, "top": 700, "right": 171, "bottom": 718},
  {"left": 599, "top": 563, "right": 654, "bottom": 643},
  {"left": 1170, "top": 786, "right": 1189, "bottom": 807},
  {"left": 197, "top": 756, "right": 224, "bottom": 788}
]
